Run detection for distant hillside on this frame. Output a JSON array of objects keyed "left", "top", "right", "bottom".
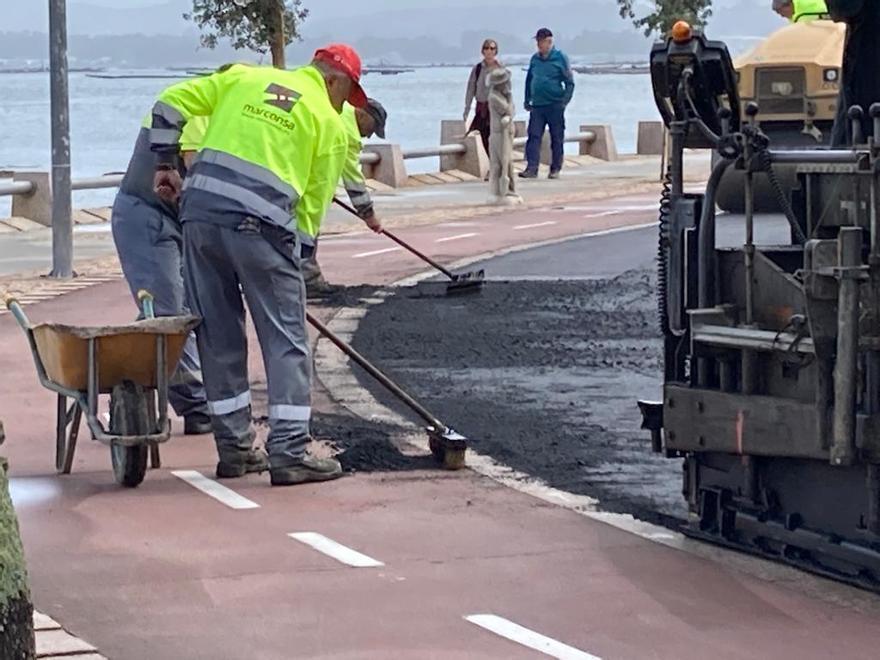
[{"left": 0, "top": 0, "right": 785, "bottom": 68}]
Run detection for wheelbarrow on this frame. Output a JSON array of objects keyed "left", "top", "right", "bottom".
[{"left": 6, "top": 291, "right": 199, "bottom": 487}]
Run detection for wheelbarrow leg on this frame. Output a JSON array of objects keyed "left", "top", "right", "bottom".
[
  {"left": 64, "top": 406, "right": 81, "bottom": 475},
  {"left": 149, "top": 443, "right": 161, "bottom": 469},
  {"left": 55, "top": 394, "right": 81, "bottom": 475}
]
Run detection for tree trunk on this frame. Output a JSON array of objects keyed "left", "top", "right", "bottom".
[
  {"left": 270, "top": 1, "right": 286, "bottom": 69},
  {"left": 0, "top": 422, "right": 36, "bottom": 659}
]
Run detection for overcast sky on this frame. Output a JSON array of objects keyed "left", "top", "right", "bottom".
[{"left": 8, "top": 0, "right": 776, "bottom": 38}]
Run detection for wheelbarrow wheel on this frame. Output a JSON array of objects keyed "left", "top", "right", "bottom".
[{"left": 109, "top": 381, "right": 154, "bottom": 488}]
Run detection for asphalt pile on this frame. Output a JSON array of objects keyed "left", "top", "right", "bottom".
[{"left": 352, "top": 270, "right": 688, "bottom": 526}]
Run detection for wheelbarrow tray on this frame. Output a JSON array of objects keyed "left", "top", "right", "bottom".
[{"left": 31, "top": 316, "right": 199, "bottom": 392}]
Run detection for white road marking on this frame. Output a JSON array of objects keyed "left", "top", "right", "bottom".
[
  {"left": 102, "top": 412, "right": 110, "bottom": 424},
  {"left": 465, "top": 615, "right": 601, "bottom": 660},
  {"left": 438, "top": 221, "right": 485, "bottom": 228},
  {"left": 352, "top": 247, "right": 402, "bottom": 259},
  {"left": 288, "top": 532, "right": 384, "bottom": 567},
  {"left": 172, "top": 470, "right": 260, "bottom": 510},
  {"left": 580, "top": 222, "right": 656, "bottom": 237},
  {"left": 581, "top": 211, "right": 620, "bottom": 219},
  {"left": 436, "top": 233, "right": 478, "bottom": 243},
  {"left": 513, "top": 221, "right": 557, "bottom": 230}
]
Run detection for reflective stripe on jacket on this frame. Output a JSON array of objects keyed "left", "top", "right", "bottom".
[{"left": 150, "top": 64, "right": 347, "bottom": 239}]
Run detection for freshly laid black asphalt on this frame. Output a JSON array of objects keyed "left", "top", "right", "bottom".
[{"left": 348, "top": 214, "right": 792, "bottom": 527}]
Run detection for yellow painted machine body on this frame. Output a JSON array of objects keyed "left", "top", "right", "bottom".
[
  {"left": 716, "top": 20, "right": 846, "bottom": 213},
  {"left": 736, "top": 19, "right": 844, "bottom": 137}
]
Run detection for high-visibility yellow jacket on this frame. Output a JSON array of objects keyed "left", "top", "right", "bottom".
[
  {"left": 340, "top": 104, "right": 373, "bottom": 217},
  {"left": 150, "top": 64, "right": 348, "bottom": 241},
  {"left": 792, "top": 0, "right": 829, "bottom": 22}
]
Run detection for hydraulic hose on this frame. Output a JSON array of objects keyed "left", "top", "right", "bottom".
[
  {"left": 755, "top": 147, "right": 807, "bottom": 244},
  {"left": 657, "top": 164, "right": 673, "bottom": 335}
]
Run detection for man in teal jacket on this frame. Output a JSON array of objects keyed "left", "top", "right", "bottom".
[{"left": 520, "top": 27, "right": 575, "bottom": 180}]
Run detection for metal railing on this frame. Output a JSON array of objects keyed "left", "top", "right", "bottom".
[{"left": 0, "top": 131, "right": 597, "bottom": 198}]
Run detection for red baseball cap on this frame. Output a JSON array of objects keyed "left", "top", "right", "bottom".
[{"left": 313, "top": 44, "right": 368, "bottom": 108}]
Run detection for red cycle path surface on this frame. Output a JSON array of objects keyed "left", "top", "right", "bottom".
[{"left": 4, "top": 195, "right": 879, "bottom": 659}]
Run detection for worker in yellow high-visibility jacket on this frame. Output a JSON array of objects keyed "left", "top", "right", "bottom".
[
  {"left": 111, "top": 114, "right": 214, "bottom": 439},
  {"left": 303, "top": 98, "right": 388, "bottom": 296},
  {"left": 150, "top": 44, "right": 369, "bottom": 486},
  {"left": 772, "top": 0, "right": 830, "bottom": 22}
]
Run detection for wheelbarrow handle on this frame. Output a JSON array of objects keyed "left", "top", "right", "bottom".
[
  {"left": 5, "top": 297, "right": 31, "bottom": 332},
  {"left": 137, "top": 290, "right": 156, "bottom": 320}
]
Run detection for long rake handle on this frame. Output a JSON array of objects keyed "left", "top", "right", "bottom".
[
  {"left": 332, "top": 197, "right": 455, "bottom": 280},
  {"left": 306, "top": 310, "right": 445, "bottom": 429},
  {"left": 380, "top": 229, "right": 456, "bottom": 279}
]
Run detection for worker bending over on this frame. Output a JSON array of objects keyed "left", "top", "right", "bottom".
[{"left": 151, "top": 45, "right": 368, "bottom": 485}]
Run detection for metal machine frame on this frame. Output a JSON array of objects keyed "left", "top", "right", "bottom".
[{"left": 641, "top": 30, "right": 880, "bottom": 589}]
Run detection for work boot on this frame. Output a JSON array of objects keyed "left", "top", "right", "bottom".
[
  {"left": 216, "top": 448, "right": 269, "bottom": 479},
  {"left": 270, "top": 455, "right": 343, "bottom": 486},
  {"left": 548, "top": 169, "right": 560, "bottom": 180},
  {"left": 305, "top": 275, "right": 342, "bottom": 299},
  {"left": 184, "top": 412, "right": 213, "bottom": 436},
  {"left": 518, "top": 169, "right": 538, "bottom": 179}
]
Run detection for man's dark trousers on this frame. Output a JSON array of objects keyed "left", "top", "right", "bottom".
[{"left": 524, "top": 104, "right": 565, "bottom": 173}]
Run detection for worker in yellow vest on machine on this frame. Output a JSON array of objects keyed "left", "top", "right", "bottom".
[
  {"left": 772, "top": 0, "right": 829, "bottom": 22},
  {"left": 150, "top": 45, "right": 370, "bottom": 486}
]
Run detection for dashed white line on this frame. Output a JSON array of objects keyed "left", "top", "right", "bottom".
[
  {"left": 352, "top": 247, "right": 402, "bottom": 259},
  {"left": 465, "top": 615, "right": 601, "bottom": 660},
  {"left": 581, "top": 211, "right": 620, "bottom": 219},
  {"left": 436, "top": 233, "right": 478, "bottom": 243},
  {"left": 514, "top": 221, "right": 557, "bottom": 230},
  {"left": 288, "top": 532, "right": 384, "bottom": 567},
  {"left": 172, "top": 470, "right": 260, "bottom": 510}
]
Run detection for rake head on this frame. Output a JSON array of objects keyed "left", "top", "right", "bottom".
[
  {"left": 426, "top": 425, "right": 468, "bottom": 470},
  {"left": 445, "top": 269, "right": 485, "bottom": 295}
]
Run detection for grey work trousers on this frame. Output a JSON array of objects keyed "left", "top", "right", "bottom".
[
  {"left": 182, "top": 218, "right": 311, "bottom": 468},
  {"left": 110, "top": 192, "right": 207, "bottom": 418}
]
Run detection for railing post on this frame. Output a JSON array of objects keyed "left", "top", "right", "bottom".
[
  {"left": 362, "top": 144, "right": 408, "bottom": 188},
  {"left": 512, "top": 120, "right": 527, "bottom": 159},
  {"left": 453, "top": 133, "right": 489, "bottom": 179},
  {"left": 637, "top": 120, "right": 665, "bottom": 156},
  {"left": 11, "top": 172, "right": 53, "bottom": 226},
  {"left": 440, "top": 120, "right": 467, "bottom": 172},
  {"left": 580, "top": 125, "right": 618, "bottom": 161}
]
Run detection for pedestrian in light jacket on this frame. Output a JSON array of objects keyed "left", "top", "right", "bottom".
[{"left": 463, "top": 38, "right": 500, "bottom": 155}]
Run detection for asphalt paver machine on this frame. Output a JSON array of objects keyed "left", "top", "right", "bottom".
[{"left": 640, "top": 23, "right": 880, "bottom": 589}]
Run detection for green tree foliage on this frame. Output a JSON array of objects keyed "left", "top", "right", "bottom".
[
  {"left": 616, "top": 0, "right": 713, "bottom": 37},
  {"left": 184, "top": 0, "right": 308, "bottom": 67}
]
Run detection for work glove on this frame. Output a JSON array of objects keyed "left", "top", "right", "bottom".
[{"left": 154, "top": 167, "right": 182, "bottom": 204}]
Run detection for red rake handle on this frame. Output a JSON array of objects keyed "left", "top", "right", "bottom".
[{"left": 332, "top": 197, "right": 455, "bottom": 280}]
